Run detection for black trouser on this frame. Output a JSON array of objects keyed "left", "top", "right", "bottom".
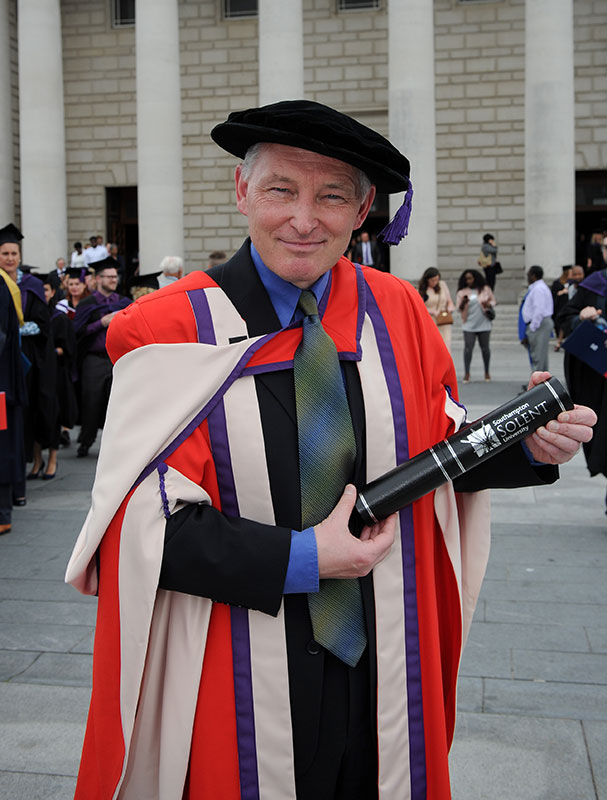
[
  {"left": 78, "top": 352, "right": 113, "bottom": 448},
  {"left": 463, "top": 330, "right": 491, "bottom": 375},
  {"left": 295, "top": 647, "right": 377, "bottom": 800},
  {"left": 0, "top": 484, "right": 11, "bottom": 524},
  {"left": 483, "top": 265, "right": 497, "bottom": 290}
]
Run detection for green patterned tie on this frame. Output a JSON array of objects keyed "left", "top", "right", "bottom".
[{"left": 294, "top": 289, "right": 367, "bottom": 668}]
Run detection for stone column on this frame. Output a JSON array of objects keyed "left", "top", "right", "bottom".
[
  {"left": 525, "top": 0, "right": 575, "bottom": 271},
  {"left": 388, "top": 0, "right": 437, "bottom": 282},
  {"left": 18, "top": 0, "right": 67, "bottom": 266},
  {"left": 0, "top": 0, "right": 13, "bottom": 223},
  {"left": 258, "top": 0, "right": 304, "bottom": 105},
  {"left": 135, "top": 0, "right": 183, "bottom": 274}
]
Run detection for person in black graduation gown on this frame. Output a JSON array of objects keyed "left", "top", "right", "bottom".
[
  {"left": 73, "top": 257, "right": 131, "bottom": 457},
  {"left": 26, "top": 274, "right": 78, "bottom": 480},
  {"left": 0, "top": 265, "right": 27, "bottom": 534},
  {"left": 0, "top": 224, "right": 57, "bottom": 482},
  {"left": 558, "top": 267, "right": 607, "bottom": 513}
]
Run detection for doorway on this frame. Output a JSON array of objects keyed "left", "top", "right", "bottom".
[
  {"left": 106, "top": 186, "right": 139, "bottom": 287},
  {"left": 575, "top": 170, "right": 607, "bottom": 267}
]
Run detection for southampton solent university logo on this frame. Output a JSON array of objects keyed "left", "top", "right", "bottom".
[{"left": 460, "top": 423, "right": 501, "bottom": 457}]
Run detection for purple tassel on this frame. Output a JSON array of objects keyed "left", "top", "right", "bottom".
[
  {"left": 157, "top": 462, "right": 171, "bottom": 520},
  {"left": 378, "top": 180, "right": 414, "bottom": 246}
]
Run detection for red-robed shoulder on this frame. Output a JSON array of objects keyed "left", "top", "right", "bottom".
[{"left": 106, "top": 272, "right": 219, "bottom": 363}]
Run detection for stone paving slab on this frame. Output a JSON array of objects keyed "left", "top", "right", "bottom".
[
  {"left": 512, "top": 649, "right": 607, "bottom": 684},
  {"left": 449, "top": 713, "right": 597, "bottom": 800},
  {"left": 0, "top": 578, "right": 94, "bottom": 603},
  {"left": 0, "top": 773, "right": 76, "bottom": 800},
  {"left": 0, "top": 651, "right": 39, "bottom": 682},
  {"left": 0, "top": 599, "right": 97, "bottom": 627},
  {"left": 0, "top": 683, "right": 90, "bottom": 776},
  {"left": 0, "top": 623, "right": 93, "bottom": 653},
  {"left": 479, "top": 577, "right": 607, "bottom": 605},
  {"left": 464, "top": 620, "right": 590, "bottom": 653},
  {"left": 584, "top": 721, "right": 607, "bottom": 800},
  {"left": 484, "top": 599, "right": 607, "bottom": 627},
  {"left": 482, "top": 677, "right": 607, "bottom": 721},
  {"left": 14, "top": 652, "right": 93, "bottom": 688}
]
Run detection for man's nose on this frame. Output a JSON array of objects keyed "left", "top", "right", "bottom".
[{"left": 289, "top": 199, "right": 319, "bottom": 235}]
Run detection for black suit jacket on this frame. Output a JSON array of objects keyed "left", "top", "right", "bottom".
[
  {"left": 352, "top": 240, "right": 382, "bottom": 270},
  {"left": 159, "top": 241, "right": 558, "bottom": 769}
]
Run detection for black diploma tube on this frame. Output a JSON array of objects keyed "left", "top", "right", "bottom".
[{"left": 353, "top": 377, "right": 573, "bottom": 527}]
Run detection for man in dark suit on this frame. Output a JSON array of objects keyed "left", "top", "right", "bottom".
[
  {"left": 69, "top": 101, "right": 596, "bottom": 800},
  {"left": 352, "top": 230, "right": 383, "bottom": 270}
]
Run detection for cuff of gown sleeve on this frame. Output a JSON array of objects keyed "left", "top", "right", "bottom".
[{"left": 283, "top": 527, "right": 319, "bottom": 594}]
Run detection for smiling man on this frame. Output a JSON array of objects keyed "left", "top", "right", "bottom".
[{"left": 67, "top": 101, "right": 595, "bottom": 800}]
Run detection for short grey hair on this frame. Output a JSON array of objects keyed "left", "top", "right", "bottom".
[
  {"left": 241, "top": 142, "right": 373, "bottom": 201},
  {"left": 159, "top": 255, "right": 183, "bottom": 275}
]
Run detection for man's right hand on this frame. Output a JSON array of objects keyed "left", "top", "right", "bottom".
[{"left": 314, "top": 484, "right": 397, "bottom": 579}]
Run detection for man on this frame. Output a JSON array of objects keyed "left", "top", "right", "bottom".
[
  {"left": 521, "top": 265, "right": 554, "bottom": 372},
  {"left": 73, "top": 257, "right": 130, "bottom": 457},
  {"left": 70, "top": 241, "right": 86, "bottom": 269},
  {"left": 157, "top": 255, "right": 183, "bottom": 288},
  {"left": 83, "top": 234, "right": 109, "bottom": 266},
  {"left": 567, "top": 263, "right": 586, "bottom": 299},
  {"left": 352, "top": 230, "right": 383, "bottom": 270},
  {"left": 66, "top": 102, "right": 595, "bottom": 800}
]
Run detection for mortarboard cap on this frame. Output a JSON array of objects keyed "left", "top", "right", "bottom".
[
  {"left": 0, "top": 223, "right": 24, "bottom": 246},
  {"left": 130, "top": 271, "right": 160, "bottom": 290},
  {"left": 211, "top": 100, "right": 413, "bottom": 244},
  {"left": 66, "top": 267, "right": 88, "bottom": 281},
  {"left": 92, "top": 256, "right": 119, "bottom": 275}
]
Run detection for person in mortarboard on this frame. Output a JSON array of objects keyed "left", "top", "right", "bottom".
[
  {"left": 559, "top": 267, "right": 607, "bottom": 514},
  {"left": 0, "top": 224, "right": 57, "bottom": 482},
  {"left": 66, "top": 101, "right": 596, "bottom": 800},
  {"left": 129, "top": 270, "right": 161, "bottom": 300},
  {"left": 72, "top": 256, "right": 130, "bottom": 457},
  {"left": 0, "top": 238, "right": 27, "bottom": 532}
]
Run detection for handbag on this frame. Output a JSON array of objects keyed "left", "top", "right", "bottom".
[
  {"left": 436, "top": 310, "right": 453, "bottom": 326},
  {"left": 484, "top": 306, "right": 496, "bottom": 321},
  {"left": 494, "top": 260, "right": 503, "bottom": 274},
  {"left": 478, "top": 251, "right": 492, "bottom": 268}
]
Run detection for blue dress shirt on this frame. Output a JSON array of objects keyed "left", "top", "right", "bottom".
[{"left": 250, "top": 244, "right": 322, "bottom": 595}]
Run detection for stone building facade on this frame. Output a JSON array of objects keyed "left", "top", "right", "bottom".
[{"left": 2, "top": 0, "right": 606, "bottom": 299}]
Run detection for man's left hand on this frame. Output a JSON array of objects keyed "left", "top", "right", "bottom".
[{"left": 523, "top": 372, "right": 597, "bottom": 465}]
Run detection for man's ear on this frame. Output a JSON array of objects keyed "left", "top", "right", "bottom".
[
  {"left": 353, "top": 186, "right": 376, "bottom": 231},
  {"left": 235, "top": 165, "right": 249, "bottom": 217}
]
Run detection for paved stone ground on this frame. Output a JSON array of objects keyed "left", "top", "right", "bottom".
[{"left": 0, "top": 330, "right": 605, "bottom": 799}]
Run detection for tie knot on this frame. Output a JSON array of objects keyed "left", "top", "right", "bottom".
[{"left": 298, "top": 290, "right": 319, "bottom": 319}]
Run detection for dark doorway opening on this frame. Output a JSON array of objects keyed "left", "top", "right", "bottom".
[
  {"left": 575, "top": 170, "right": 607, "bottom": 267},
  {"left": 106, "top": 187, "right": 139, "bottom": 287},
  {"left": 351, "top": 191, "right": 390, "bottom": 271}
]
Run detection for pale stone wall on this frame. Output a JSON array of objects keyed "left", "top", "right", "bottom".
[
  {"left": 573, "top": 0, "right": 607, "bottom": 172},
  {"left": 61, "top": 1, "right": 137, "bottom": 256},
  {"left": 7, "top": 0, "right": 606, "bottom": 281},
  {"left": 434, "top": 0, "right": 527, "bottom": 296}
]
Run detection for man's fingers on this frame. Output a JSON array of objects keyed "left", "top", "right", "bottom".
[
  {"left": 526, "top": 370, "right": 551, "bottom": 391},
  {"left": 557, "top": 404, "right": 598, "bottom": 428}
]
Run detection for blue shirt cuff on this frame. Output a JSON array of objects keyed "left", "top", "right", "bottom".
[
  {"left": 283, "top": 527, "right": 319, "bottom": 594},
  {"left": 521, "top": 439, "right": 545, "bottom": 467}
]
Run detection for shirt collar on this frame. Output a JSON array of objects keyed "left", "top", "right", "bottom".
[{"left": 250, "top": 242, "right": 331, "bottom": 328}]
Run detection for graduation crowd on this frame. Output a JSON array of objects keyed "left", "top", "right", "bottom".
[{"left": 0, "top": 222, "right": 190, "bottom": 535}]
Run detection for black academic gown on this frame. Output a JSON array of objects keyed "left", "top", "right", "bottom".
[
  {"left": 559, "top": 286, "right": 607, "bottom": 477},
  {"left": 0, "top": 279, "right": 27, "bottom": 490},
  {"left": 19, "top": 275, "right": 57, "bottom": 458},
  {"left": 159, "top": 242, "right": 559, "bottom": 785}
]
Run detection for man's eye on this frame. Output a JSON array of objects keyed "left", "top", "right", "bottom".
[
  {"left": 323, "top": 194, "right": 346, "bottom": 202},
  {"left": 270, "top": 186, "right": 290, "bottom": 194}
]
